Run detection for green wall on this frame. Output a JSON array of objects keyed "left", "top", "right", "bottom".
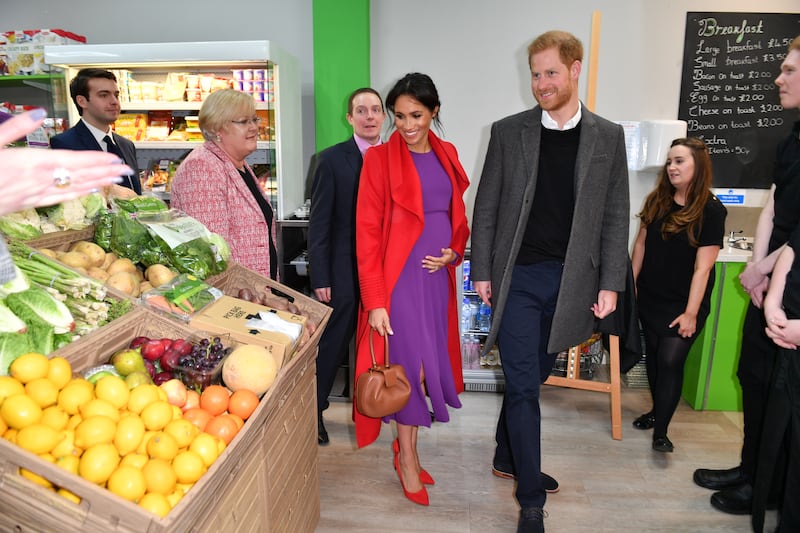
[{"left": 312, "top": 0, "right": 371, "bottom": 152}]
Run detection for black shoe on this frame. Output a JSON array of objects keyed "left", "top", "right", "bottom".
[
  {"left": 632, "top": 412, "right": 655, "bottom": 430},
  {"left": 317, "top": 415, "right": 329, "bottom": 446},
  {"left": 491, "top": 464, "right": 560, "bottom": 494},
  {"left": 517, "top": 507, "right": 545, "bottom": 533},
  {"left": 693, "top": 466, "right": 746, "bottom": 490},
  {"left": 652, "top": 435, "right": 673, "bottom": 453},
  {"left": 711, "top": 482, "right": 753, "bottom": 515}
]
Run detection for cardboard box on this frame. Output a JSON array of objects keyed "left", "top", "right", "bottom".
[{"left": 190, "top": 294, "right": 306, "bottom": 368}]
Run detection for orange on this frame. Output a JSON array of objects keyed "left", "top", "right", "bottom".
[
  {"left": 203, "top": 415, "right": 238, "bottom": 445},
  {"left": 225, "top": 413, "right": 244, "bottom": 431},
  {"left": 182, "top": 408, "right": 212, "bottom": 432},
  {"left": 199, "top": 385, "right": 229, "bottom": 416},
  {"left": 227, "top": 389, "right": 259, "bottom": 421}
]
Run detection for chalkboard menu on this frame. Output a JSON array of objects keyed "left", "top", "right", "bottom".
[{"left": 678, "top": 12, "right": 800, "bottom": 188}]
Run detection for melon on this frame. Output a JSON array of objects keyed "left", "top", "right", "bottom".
[{"left": 222, "top": 345, "right": 277, "bottom": 396}]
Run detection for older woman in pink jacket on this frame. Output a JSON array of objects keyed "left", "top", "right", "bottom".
[{"left": 171, "top": 89, "right": 278, "bottom": 279}]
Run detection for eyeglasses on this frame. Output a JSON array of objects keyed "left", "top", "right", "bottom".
[{"left": 230, "top": 117, "right": 262, "bottom": 126}]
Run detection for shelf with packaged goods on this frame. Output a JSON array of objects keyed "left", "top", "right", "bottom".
[{"left": 44, "top": 40, "right": 302, "bottom": 221}]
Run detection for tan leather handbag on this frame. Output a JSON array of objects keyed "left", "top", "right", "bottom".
[{"left": 355, "top": 331, "right": 411, "bottom": 418}]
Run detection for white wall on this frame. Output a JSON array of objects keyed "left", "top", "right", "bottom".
[
  {"left": 371, "top": 0, "right": 798, "bottom": 247},
  {"left": 1, "top": 0, "right": 316, "bottom": 179}
]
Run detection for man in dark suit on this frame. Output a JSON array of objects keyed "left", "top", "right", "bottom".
[
  {"left": 50, "top": 68, "right": 141, "bottom": 194},
  {"left": 471, "top": 31, "right": 630, "bottom": 533},
  {"left": 308, "top": 88, "right": 385, "bottom": 445}
]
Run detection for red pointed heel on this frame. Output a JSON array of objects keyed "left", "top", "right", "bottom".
[
  {"left": 394, "top": 453, "right": 429, "bottom": 506},
  {"left": 393, "top": 438, "right": 435, "bottom": 486}
]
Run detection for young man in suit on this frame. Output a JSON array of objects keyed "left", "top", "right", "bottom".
[
  {"left": 470, "top": 31, "right": 630, "bottom": 533},
  {"left": 50, "top": 68, "right": 141, "bottom": 194},
  {"left": 308, "top": 88, "right": 384, "bottom": 444}
]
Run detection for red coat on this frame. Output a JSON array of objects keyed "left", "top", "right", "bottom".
[
  {"left": 171, "top": 141, "right": 278, "bottom": 279},
  {"left": 354, "top": 130, "right": 470, "bottom": 448}
]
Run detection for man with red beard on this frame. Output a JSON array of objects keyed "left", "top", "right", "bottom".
[{"left": 471, "top": 30, "right": 630, "bottom": 533}]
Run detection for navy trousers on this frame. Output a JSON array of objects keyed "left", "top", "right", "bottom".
[{"left": 494, "top": 261, "right": 563, "bottom": 508}]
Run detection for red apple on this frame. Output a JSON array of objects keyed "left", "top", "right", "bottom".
[
  {"left": 129, "top": 336, "right": 150, "bottom": 349},
  {"left": 160, "top": 349, "right": 181, "bottom": 372},
  {"left": 144, "top": 360, "right": 156, "bottom": 379},
  {"left": 153, "top": 371, "right": 172, "bottom": 385},
  {"left": 141, "top": 339, "right": 166, "bottom": 361},
  {"left": 170, "top": 338, "right": 193, "bottom": 357}
]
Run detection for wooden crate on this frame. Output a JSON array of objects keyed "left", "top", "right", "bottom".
[
  {"left": 0, "top": 305, "right": 325, "bottom": 532},
  {"left": 24, "top": 226, "right": 96, "bottom": 251}
]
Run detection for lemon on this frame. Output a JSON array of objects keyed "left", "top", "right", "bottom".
[
  {"left": 171, "top": 405, "right": 182, "bottom": 421},
  {"left": 94, "top": 376, "right": 130, "bottom": 410},
  {"left": 164, "top": 418, "right": 198, "bottom": 449},
  {"left": 74, "top": 415, "right": 116, "bottom": 449},
  {"left": 156, "top": 387, "right": 168, "bottom": 402},
  {"left": 137, "top": 430, "right": 157, "bottom": 455},
  {"left": 66, "top": 413, "right": 82, "bottom": 430},
  {"left": 10, "top": 353, "right": 50, "bottom": 384},
  {"left": 40, "top": 405, "right": 70, "bottom": 431},
  {"left": 114, "top": 415, "right": 145, "bottom": 456},
  {"left": 57, "top": 487, "right": 81, "bottom": 504},
  {"left": 120, "top": 453, "right": 149, "bottom": 469},
  {"left": 0, "top": 375, "right": 25, "bottom": 404},
  {"left": 146, "top": 431, "right": 179, "bottom": 461},
  {"left": 140, "top": 401, "right": 173, "bottom": 431},
  {"left": 52, "top": 429, "right": 80, "bottom": 458},
  {"left": 58, "top": 381, "right": 94, "bottom": 415},
  {"left": 189, "top": 433, "right": 221, "bottom": 467},
  {"left": 79, "top": 398, "right": 120, "bottom": 422},
  {"left": 107, "top": 465, "right": 147, "bottom": 502},
  {"left": 4, "top": 428, "right": 18, "bottom": 443},
  {"left": 166, "top": 489, "right": 184, "bottom": 509},
  {"left": 127, "top": 384, "right": 160, "bottom": 414},
  {"left": 17, "top": 423, "right": 61, "bottom": 454},
  {"left": 78, "top": 443, "right": 119, "bottom": 484},
  {"left": 142, "top": 458, "right": 177, "bottom": 495},
  {"left": 19, "top": 467, "right": 53, "bottom": 489},
  {"left": 172, "top": 450, "right": 206, "bottom": 484},
  {"left": 138, "top": 492, "right": 171, "bottom": 518},
  {"left": 0, "top": 417, "right": 6, "bottom": 435},
  {"left": 46, "top": 357, "right": 72, "bottom": 390},
  {"left": 1, "top": 394, "right": 43, "bottom": 429},
  {"left": 55, "top": 454, "right": 80, "bottom": 475},
  {"left": 24, "top": 378, "right": 59, "bottom": 409}
]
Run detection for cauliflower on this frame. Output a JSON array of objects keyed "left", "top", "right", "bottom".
[
  {"left": 0, "top": 209, "right": 42, "bottom": 240},
  {"left": 41, "top": 199, "right": 88, "bottom": 230}
]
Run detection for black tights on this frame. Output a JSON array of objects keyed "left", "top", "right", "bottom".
[{"left": 643, "top": 328, "right": 695, "bottom": 438}]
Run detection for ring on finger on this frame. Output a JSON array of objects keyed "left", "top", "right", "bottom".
[{"left": 52, "top": 167, "right": 71, "bottom": 188}]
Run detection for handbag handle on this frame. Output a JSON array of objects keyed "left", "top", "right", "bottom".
[{"left": 369, "top": 329, "right": 391, "bottom": 368}]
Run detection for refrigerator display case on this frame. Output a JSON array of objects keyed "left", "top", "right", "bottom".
[{"left": 44, "top": 40, "right": 303, "bottom": 221}]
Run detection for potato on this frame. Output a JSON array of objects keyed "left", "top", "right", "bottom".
[
  {"left": 70, "top": 241, "right": 106, "bottom": 267},
  {"left": 106, "top": 271, "right": 139, "bottom": 296},
  {"left": 37, "top": 248, "right": 57, "bottom": 259},
  {"left": 106, "top": 257, "right": 137, "bottom": 276},
  {"left": 60, "top": 251, "right": 92, "bottom": 270},
  {"left": 100, "top": 252, "right": 118, "bottom": 271},
  {"left": 87, "top": 267, "right": 110, "bottom": 282},
  {"left": 139, "top": 281, "right": 154, "bottom": 294},
  {"left": 145, "top": 264, "right": 177, "bottom": 288}
]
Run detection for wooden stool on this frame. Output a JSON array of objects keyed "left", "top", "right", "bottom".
[{"left": 543, "top": 334, "right": 622, "bottom": 440}]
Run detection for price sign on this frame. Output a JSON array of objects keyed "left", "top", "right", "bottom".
[{"left": 678, "top": 12, "right": 800, "bottom": 188}]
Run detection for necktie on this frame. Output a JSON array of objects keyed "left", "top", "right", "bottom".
[{"left": 104, "top": 135, "right": 139, "bottom": 193}]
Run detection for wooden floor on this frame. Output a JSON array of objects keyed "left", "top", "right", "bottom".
[{"left": 316, "top": 384, "right": 779, "bottom": 532}]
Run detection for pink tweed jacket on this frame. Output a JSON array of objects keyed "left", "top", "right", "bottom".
[{"left": 170, "top": 141, "right": 278, "bottom": 279}]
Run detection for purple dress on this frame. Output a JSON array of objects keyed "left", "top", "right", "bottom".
[{"left": 386, "top": 151, "right": 462, "bottom": 427}]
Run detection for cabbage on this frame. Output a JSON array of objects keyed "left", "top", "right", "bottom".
[
  {"left": 81, "top": 192, "right": 107, "bottom": 221},
  {"left": 0, "top": 265, "right": 29, "bottom": 298},
  {"left": 0, "top": 209, "right": 42, "bottom": 240},
  {"left": 0, "top": 301, "right": 26, "bottom": 333},
  {"left": 41, "top": 198, "right": 88, "bottom": 230},
  {"left": 4, "top": 287, "right": 75, "bottom": 334},
  {"left": 0, "top": 332, "right": 31, "bottom": 375}
]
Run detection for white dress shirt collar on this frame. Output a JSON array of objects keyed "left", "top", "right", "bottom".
[{"left": 541, "top": 105, "right": 582, "bottom": 131}]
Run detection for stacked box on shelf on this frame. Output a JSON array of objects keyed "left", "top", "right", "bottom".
[{"left": 0, "top": 305, "right": 325, "bottom": 532}]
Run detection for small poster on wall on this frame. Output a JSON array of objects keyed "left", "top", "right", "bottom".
[{"left": 677, "top": 12, "right": 800, "bottom": 189}]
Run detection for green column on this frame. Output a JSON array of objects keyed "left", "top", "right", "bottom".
[{"left": 312, "top": 0, "right": 371, "bottom": 152}]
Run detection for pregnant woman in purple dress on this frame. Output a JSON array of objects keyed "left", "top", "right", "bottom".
[{"left": 355, "top": 73, "right": 470, "bottom": 506}]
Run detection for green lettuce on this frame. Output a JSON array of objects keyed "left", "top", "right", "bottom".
[
  {"left": 5, "top": 287, "right": 75, "bottom": 334},
  {"left": 0, "top": 301, "right": 26, "bottom": 333},
  {"left": 209, "top": 233, "right": 231, "bottom": 262},
  {"left": 0, "top": 209, "right": 42, "bottom": 240},
  {"left": 26, "top": 322, "right": 54, "bottom": 355},
  {"left": 0, "top": 265, "right": 30, "bottom": 298},
  {"left": 81, "top": 192, "right": 106, "bottom": 221},
  {"left": 0, "top": 333, "right": 31, "bottom": 375}
]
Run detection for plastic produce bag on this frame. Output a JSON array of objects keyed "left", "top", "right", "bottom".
[{"left": 140, "top": 273, "right": 222, "bottom": 321}]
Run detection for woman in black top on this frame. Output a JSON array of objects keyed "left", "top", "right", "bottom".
[{"left": 632, "top": 137, "right": 726, "bottom": 452}]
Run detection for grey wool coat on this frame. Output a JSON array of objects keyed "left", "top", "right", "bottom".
[{"left": 470, "top": 104, "right": 630, "bottom": 354}]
